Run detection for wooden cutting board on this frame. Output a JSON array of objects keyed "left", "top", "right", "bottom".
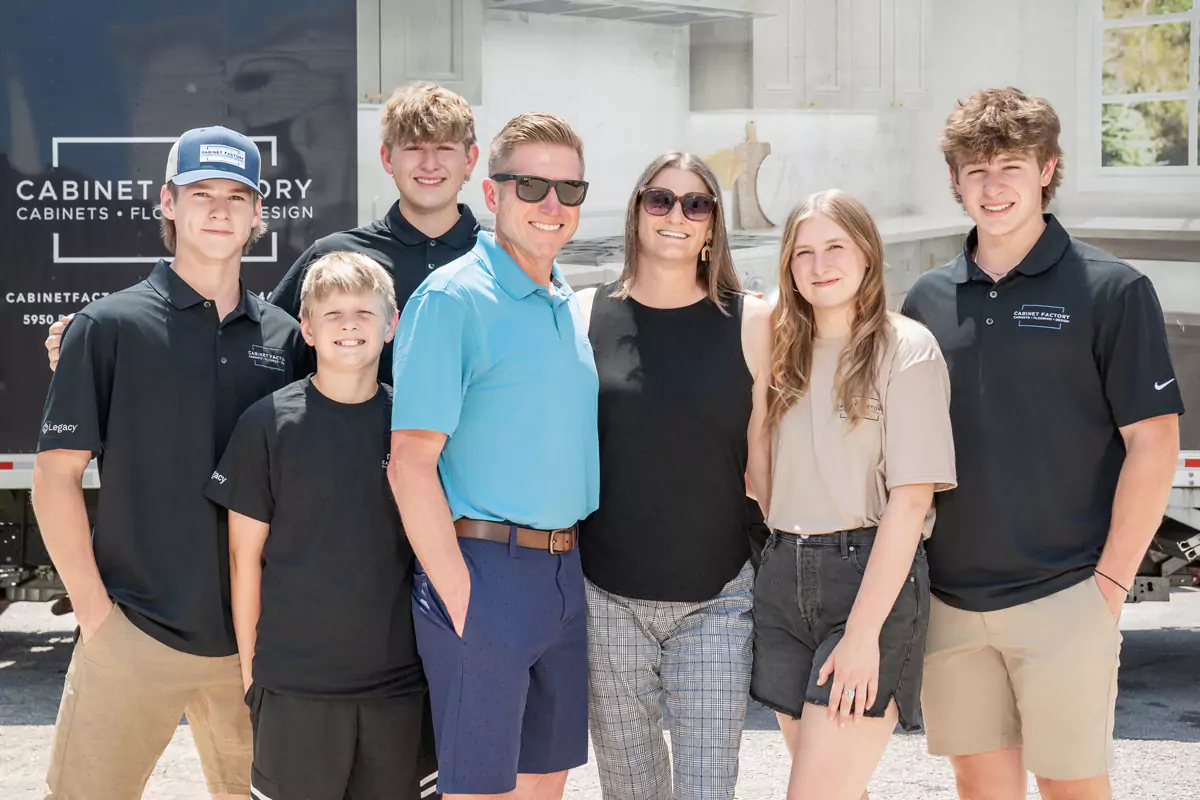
[{"left": 734, "top": 120, "right": 774, "bottom": 230}]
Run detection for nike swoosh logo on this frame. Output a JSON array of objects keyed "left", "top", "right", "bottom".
[{"left": 1155, "top": 379, "right": 1176, "bottom": 391}]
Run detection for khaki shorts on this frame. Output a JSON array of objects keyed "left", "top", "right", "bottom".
[
  {"left": 921, "top": 576, "right": 1122, "bottom": 781},
  {"left": 45, "top": 605, "right": 252, "bottom": 799}
]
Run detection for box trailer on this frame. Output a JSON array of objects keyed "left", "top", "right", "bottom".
[{"left": 0, "top": 0, "right": 361, "bottom": 610}]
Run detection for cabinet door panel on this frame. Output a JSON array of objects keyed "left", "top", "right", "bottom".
[
  {"left": 374, "top": 0, "right": 482, "bottom": 105},
  {"left": 804, "top": 0, "right": 853, "bottom": 108},
  {"left": 851, "top": 0, "right": 893, "bottom": 109},
  {"left": 892, "top": 0, "right": 930, "bottom": 108},
  {"left": 753, "top": 0, "right": 805, "bottom": 108}
]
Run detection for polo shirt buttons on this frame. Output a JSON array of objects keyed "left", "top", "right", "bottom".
[
  {"left": 990, "top": 291, "right": 998, "bottom": 298},
  {"left": 986, "top": 318, "right": 994, "bottom": 325},
  {"left": 220, "top": 357, "right": 228, "bottom": 364},
  {"left": 203, "top": 301, "right": 212, "bottom": 308}
]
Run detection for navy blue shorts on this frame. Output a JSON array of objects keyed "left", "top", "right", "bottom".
[{"left": 412, "top": 531, "right": 588, "bottom": 795}]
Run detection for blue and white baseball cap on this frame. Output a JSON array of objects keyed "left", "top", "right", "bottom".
[{"left": 165, "top": 126, "right": 261, "bottom": 194}]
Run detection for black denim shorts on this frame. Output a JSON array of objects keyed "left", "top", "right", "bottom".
[{"left": 749, "top": 528, "right": 930, "bottom": 731}]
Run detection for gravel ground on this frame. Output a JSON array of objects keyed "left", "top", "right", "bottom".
[{"left": 3, "top": 589, "right": 1199, "bottom": 799}]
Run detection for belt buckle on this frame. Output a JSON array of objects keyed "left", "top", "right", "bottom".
[{"left": 547, "top": 528, "right": 573, "bottom": 554}]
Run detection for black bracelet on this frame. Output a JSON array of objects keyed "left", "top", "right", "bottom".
[{"left": 1095, "top": 570, "right": 1130, "bottom": 594}]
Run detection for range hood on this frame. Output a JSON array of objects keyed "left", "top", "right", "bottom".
[{"left": 484, "top": 0, "right": 771, "bottom": 24}]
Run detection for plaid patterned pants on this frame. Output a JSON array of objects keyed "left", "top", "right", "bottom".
[{"left": 585, "top": 562, "right": 754, "bottom": 800}]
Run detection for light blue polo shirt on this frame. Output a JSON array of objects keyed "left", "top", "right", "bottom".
[{"left": 391, "top": 232, "right": 600, "bottom": 529}]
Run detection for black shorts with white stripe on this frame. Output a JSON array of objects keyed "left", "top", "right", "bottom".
[{"left": 245, "top": 684, "right": 433, "bottom": 800}]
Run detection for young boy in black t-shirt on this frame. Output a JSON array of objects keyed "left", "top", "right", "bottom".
[{"left": 206, "top": 251, "right": 427, "bottom": 799}]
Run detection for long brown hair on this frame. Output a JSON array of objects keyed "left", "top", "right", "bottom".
[
  {"left": 611, "top": 152, "right": 742, "bottom": 312},
  {"left": 768, "top": 190, "right": 890, "bottom": 427}
]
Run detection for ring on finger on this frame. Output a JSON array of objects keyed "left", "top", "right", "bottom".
[{"left": 844, "top": 687, "right": 855, "bottom": 701}]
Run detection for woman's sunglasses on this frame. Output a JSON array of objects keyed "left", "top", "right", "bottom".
[
  {"left": 491, "top": 173, "right": 589, "bottom": 207},
  {"left": 638, "top": 187, "right": 717, "bottom": 222}
]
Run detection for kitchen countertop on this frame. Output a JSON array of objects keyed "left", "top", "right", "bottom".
[
  {"left": 1060, "top": 217, "right": 1200, "bottom": 241},
  {"left": 537, "top": 215, "right": 1197, "bottom": 288}
]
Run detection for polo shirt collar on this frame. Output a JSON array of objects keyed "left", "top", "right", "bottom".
[
  {"left": 147, "top": 259, "right": 204, "bottom": 309},
  {"left": 386, "top": 202, "right": 480, "bottom": 248},
  {"left": 146, "top": 258, "right": 262, "bottom": 322},
  {"left": 477, "top": 232, "right": 573, "bottom": 302},
  {"left": 953, "top": 214, "right": 1071, "bottom": 284},
  {"left": 234, "top": 289, "right": 264, "bottom": 323}
]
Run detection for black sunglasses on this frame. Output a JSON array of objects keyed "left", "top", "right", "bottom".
[
  {"left": 491, "top": 173, "right": 589, "bottom": 207},
  {"left": 638, "top": 187, "right": 717, "bottom": 222}
]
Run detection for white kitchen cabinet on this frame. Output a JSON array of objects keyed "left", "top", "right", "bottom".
[
  {"left": 849, "top": 0, "right": 891, "bottom": 109},
  {"left": 752, "top": 0, "right": 806, "bottom": 109},
  {"left": 357, "top": 0, "right": 483, "bottom": 105},
  {"left": 750, "top": 0, "right": 928, "bottom": 110},
  {"left": 803, "top": 0, "right": 853, "bottom": 109},
  {"left": 889, "top": 0, "right": 931, "bottom": 109}
]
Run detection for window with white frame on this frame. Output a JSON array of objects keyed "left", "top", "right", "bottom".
[{"left": 1097, "top": 0, "right": 1198, "bottom": 173}]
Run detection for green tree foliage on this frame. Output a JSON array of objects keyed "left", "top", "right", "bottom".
[
  {"left": 1102, "top": 104, "right": 1160, "bottom": 165},
  {"left": 1104, "top": 0, "right": 1193, "bottom": 19},
  {"left": 1102, "top": 21, "right": 1190, "bottom": 94},
  {"left": 1102, "top": 101, "right": 1188, "bottom": 166}
]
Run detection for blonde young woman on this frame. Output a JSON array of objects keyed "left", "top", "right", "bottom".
[
  {"left": 750, "top": 190, "right": 956, "bottom": 799},
  {"left": 577, "top": 153, "right": 772, "bottom": 800}
]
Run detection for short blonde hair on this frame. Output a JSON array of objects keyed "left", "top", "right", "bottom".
[
  {"left": 488, "top": 112, "right": 585, "bottom": 175},
  {"left": 941, "top": 86, "right": 1064, "bottom": 209},
  {"left": 380, "top": 82, "right": 476, "bottom": 151},
  {"left": 159, "top": 183, "right": 268, "bottom": 256},
  {"left": 298, "top": 251, "right": 397, "bottom": 322}
]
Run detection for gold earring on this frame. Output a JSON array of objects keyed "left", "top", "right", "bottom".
[{"left": 701, "top": 243, "right": 712, "bottom": 262}]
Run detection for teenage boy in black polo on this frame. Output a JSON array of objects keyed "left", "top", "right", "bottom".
[
  {"left": 267, "top": 82, "right": 481, "bottom": 382},
  {"left": 33, "top": 127, "right": 306, "bottom": 800},
  {"left": 206, "top": 251, "right": 423, "bottom": 800},
  {"left": 901, "top": 87, "right": 1182, "bottom": 800},
  {"left": 44, "top": 82, "right": 479, "bottom": 380}
]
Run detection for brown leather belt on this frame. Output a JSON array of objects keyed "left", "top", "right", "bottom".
[{"left": 454, "top": 518, "right": 578, "bottom": 554}]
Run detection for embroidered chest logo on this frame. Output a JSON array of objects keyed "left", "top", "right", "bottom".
[
  {"left": 211, "top": 471, "right": 228, "bottom": 484},
  {"left": 248, "top": 345, "right": 287, "bottom": 372},
  {"left": 837, "top": 396, "right": 882, "bottom": 422},
  {"left": 1013, "top": 304, "right": 1071, "bottom": 330}
]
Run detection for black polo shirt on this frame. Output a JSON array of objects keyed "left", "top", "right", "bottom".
[
  {"left": 38, "top": 260, "right": 308, "bottom": 656},
  {"left": 901, "top": 215, "right": 1184, "bottom": 612},
  {"left": 206, "top": 379, "right": 423, "bottom": 698},
  {"left": 268, "top": 201, "right": 479, "bottom": 383}
]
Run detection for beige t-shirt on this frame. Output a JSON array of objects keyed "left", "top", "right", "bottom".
[{"left": 768, "top": 313, "right": 956, "bottom": 538}]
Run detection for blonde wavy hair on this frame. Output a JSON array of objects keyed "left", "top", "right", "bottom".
[
  {"left": 381, "top": 82, "right": 476, "bottom": 151},
  {"left": 769, "top": 190, "right": 889, "bottom": 427}
]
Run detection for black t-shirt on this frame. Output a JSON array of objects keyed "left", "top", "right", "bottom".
[
  {"left": 205, "top": 379, "right": 422, "bottom": 698},
  {"left": 901, "top": 215, "right": 1184, "bottom": 612},
  {"left": 38, "top": 260, "right": 307, "bottom": 656},
  {"left": 580, "top": 286, "right": 752, "bottom": 602},
  {"left": 268, "top": 202, "right": 479, "bottom": 383}
]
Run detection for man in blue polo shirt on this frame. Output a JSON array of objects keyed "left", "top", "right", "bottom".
[{"left": 387, "top": 112, "right": 597, "bottom": 800}]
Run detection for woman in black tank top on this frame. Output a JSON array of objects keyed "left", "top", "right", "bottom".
[{"left": 577, "top": 153, "right": 772, "bottom": 800}]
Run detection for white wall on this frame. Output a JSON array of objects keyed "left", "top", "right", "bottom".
[
  {"left": 916, "top": 0, "right": 1200, "bottom": 220},
  {"left": 360, "top": 10, "right": 691, "bottom": 236},
  {"left": 358, "top": 2, "right": 1200, "bottom": 236},
  {"left": 686, "top": 110, "right": 921, "bottom": 224}
]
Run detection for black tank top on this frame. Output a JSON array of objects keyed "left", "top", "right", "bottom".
[{"left": 580, "top": 282, "right": 753, "bottom": 602}]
